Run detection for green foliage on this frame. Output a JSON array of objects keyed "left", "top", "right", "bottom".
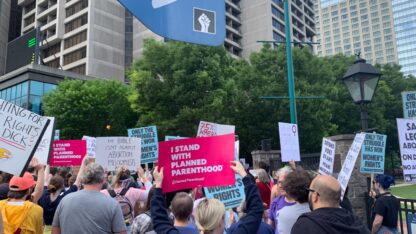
[
  {"left": 43, "top": 79, "right": 136, "bottom": 139},
  {"left": 128, "top": 39, "right": 416, "bottom": 163}
]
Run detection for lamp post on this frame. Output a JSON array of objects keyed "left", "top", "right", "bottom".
[
  {"left": 342, "top": 54, "right": 381, "bottom": 228},
  {"left": 342, "top": 55, "right": 381, "bottom": 131}
]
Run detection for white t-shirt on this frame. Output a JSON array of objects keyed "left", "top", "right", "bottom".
[{"left": 277, "top": 202, "right": 310, "bottom": 234}]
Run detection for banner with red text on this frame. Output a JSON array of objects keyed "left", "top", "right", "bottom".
[
  {"left": 158, "top": 134, "right": 235, "bottom": 192},
  {"left": 50, "top": 140, "right": 87, "bottom": 166}
]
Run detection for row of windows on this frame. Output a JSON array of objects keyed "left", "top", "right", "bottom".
[
  {"left": 64, "top": 30, "right": 87, "bottom": 49},
  {"left": 63, "top": 47, "right": 86, "bottom": 65},
  {"left": 43, "top": 43, "right": 61, "bottom": 58},
  {"left": 65, "top": 14, "right": 88, "bottom": 33},
  {"left": 66, "top": 0, "right": 88, "bottom": 18}
]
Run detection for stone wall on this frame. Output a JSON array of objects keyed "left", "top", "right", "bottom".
[{"left": 330, "top": 134, "right": 370, "bottom": 223}]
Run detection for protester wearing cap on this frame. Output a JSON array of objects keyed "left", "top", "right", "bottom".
[
  {"left": 0, "top": 172, "right": 44, "bottom": 233},
  {"left": 291, "top": 175, "right": 370, "bottom": 234}
]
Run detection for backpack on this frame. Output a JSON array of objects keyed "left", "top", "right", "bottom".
[{"left": 108, "top": 188, "right": 134, "bottom": 224}]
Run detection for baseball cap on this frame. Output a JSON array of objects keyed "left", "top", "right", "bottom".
[{"left": 9, "top": 172, "right": 35, "bottom": 191}]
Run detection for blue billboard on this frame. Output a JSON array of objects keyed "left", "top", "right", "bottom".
[{"left": 117, "top": 0, "right": 225, "bottom": 46}]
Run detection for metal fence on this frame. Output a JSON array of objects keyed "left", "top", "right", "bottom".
[{"left": 398, "top": 198, "right": 416, "bottom": 234}]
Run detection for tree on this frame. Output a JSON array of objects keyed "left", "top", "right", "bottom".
[{"left": 43, "top": 79, "right": 136, "bottom": 139}]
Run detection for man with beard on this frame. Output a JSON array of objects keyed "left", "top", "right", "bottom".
[{"left": 291, "top": 175, "right": 369, "bottom": 234}]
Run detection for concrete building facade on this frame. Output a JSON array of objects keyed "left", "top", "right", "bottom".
[
  {"left": 0, "top": 0, "right": 11, "bottom": 76},
  {"left": 17, "top": 0, "right": 127, "bottom": 81},
  {"left": 392, "top": 0, "right": 416, "bottom": 77},
  {"left": 314, "top": 0, "right": 398, "bottom": 65}
]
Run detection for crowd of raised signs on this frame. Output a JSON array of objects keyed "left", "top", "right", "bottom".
[{"left": 0, "top": 154, "right": 400, "bottom": 234}]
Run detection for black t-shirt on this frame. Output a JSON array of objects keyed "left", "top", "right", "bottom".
[
  {"left": 374, "top": 195, "right": 399, "bottom": 228},
  {"left": 0, "top": 183, "right": 9, "bottom": 200}
]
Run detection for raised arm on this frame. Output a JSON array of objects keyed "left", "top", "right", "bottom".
[
  {"left": 230, "top": 161, "right": 263, "bottom": 234},
  {"left": 30, "top": 158, "right": 45, "bottom": 204},
  {"left": 150, "top": 167, "right": 180, "bottom": 234},
  {"left": 74, "top": 155, "right": 92, "bottom": 188}
]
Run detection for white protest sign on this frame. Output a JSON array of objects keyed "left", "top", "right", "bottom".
[
  {"left": 35, "top": 117, "right": 55, "bottom": 164},
  {"left": 318, "top": 138, "right": 336, "bottom": 176},
  {"left": 337, "top": 133, "right": 366, "bottom": 199},
  {"left": 278, "top": 122, "right": 300, "bottom": 162},
  {"left": 397, "top": 118, "right": 416, "bottom": 183},
  {"left": 95, "top": 137, "right": 141, "bottom": 171},
  {"left": 197, "top": 121, "right": 235, "bottom": 137},
  {"left": 82, "top": 136, "right": 96, "bottom": 157},
  {"left": 0, "top": 99, "right": 50, "bottom": 176}
]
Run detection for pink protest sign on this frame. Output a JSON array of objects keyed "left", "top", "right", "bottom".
[
  {"left": 158, "top": 134, "right": 235, "bottom": 193},
  {"left": 50, "top": 140, "right": 87, "bottom": 166}
]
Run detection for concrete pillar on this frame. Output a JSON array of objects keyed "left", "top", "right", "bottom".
[{"left": 329, "top": 134, "right": 370, "bottom": 223}]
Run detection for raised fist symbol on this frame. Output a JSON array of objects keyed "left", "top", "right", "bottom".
[{"left": 198, "top": 13, "right": 211, "bottom": 33}]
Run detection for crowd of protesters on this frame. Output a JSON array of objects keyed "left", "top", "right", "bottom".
[{"left": 0, "top": 155, "right": 401, "bottom": 234}]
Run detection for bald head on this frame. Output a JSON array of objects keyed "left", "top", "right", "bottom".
[{"left": 311, "top": 175, "right": 341, "bottom": 207}]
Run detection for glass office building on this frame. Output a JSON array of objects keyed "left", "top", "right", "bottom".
[
  {"left": 0, "top": 80, "right": 56, "bottom": 114},
  {"left": 392, "top": 0, "right": 416, "bottom": 76}
]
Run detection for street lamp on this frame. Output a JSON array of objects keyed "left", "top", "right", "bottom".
[{"left": 342, "top": 55, "right": 381, "bottom": 131}]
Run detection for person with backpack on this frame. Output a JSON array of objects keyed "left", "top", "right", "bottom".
[
  {"left": 131, "top": 186, "right": 156, "bottom": 234},
  {"left": 101, "top": 166, "right": 152, "bottom": 232},
  {"left": 0, "top": 172, "right": 44, "bottom": 233}
]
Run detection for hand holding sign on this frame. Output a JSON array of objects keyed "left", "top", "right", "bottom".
[
  {"left": 230, "top": 161, "right": 247, "bottom": 178},
  {"left": 153, "top": 166, "right": 164, "bottom": 188}
]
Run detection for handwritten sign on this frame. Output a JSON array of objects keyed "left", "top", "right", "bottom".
[
  {"left": 337, "top": 133, "right": 366, "bottom": 199},
  {"left": 204, "top": 175, "right": 245, "bottom": 209},
  {"left": 82, "top": 136, "right": 96, "bottom": 157},
  {"left": 50, "top": 140, "right": 87, "bottom": 166},
  {"left": 128, "top": 126, "right": 158, "bottom": 163},
  {"left": 278, "top": 122, "right": 300, "bottom": 162},
  {"left": 95, "top": 137, "right": 141, "bottom": 171},
  {"left": 0, "top": 99, "right": 50, "bottom": 176},
  {"left": 318, "top": 138, "right": 336, "bottom": 176},
  {"left": 397, "top": 119, "right": 416, "bottom": 183},
  {"left": 35, "top": 117, "right": 55, "bottom": 164},
  {"left": 360, "top": 133, "right": 387, "bottom": 174},
  {"left": 402, "top": 91, "right": 416, "bottom": 119},
  {"left": 197, "top": 121, "right": 235, "bottom": 137},
  {"left": 158, "top": 134, "right": 235, "bottom": 192}
]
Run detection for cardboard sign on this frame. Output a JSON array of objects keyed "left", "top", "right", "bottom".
[
  {"left": 35, "top": 117, "right": 55, "bottom": 164},
  {"left": 54, "top": 130, "right": 60, "bottom": 140},
  {"left": 165, "top": 136, "right": 187, "bottom": 141},
  {"left": 82, "top": 136, "right": 96, "bottom": 157},
  {"left": 278, "top": 122, "right": 301, "bottom": 162},
  {"left": 128, "top": 126, "right": 158, "bottom": 163},
  {"left": 95, "top": 137, "right": 141, "bottom": 171},
  {"left": 50, "top": 140, "right": 87, "bottom": 166},
  {"left": 360, "top": 133, "right": 387, "bottom": 174},
  {"left": 402, "top": 91, "right": 416, "bottom": 119},
  {"left": 318, "top": 138, "right": 336, "bottom": 176},
  {"left": 204, "top": 175, "right": 245, "bottom": 209},
  {"left": 197, "top": 121, "right": 235, "bottom": 137},
  {"left": 337, "top": 133, "right": 366, "bottom": 199},
  {"left": 158, "top": 134, "right": 235, "bottom": 192},
  {"left": 0, "top": 99, "right": 50, "bottom": 176},
  {"left": 397, "top": 119, "right": 416, "bottom": 183}
]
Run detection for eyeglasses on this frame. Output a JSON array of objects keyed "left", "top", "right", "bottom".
[{"left": 305, "top": 187, "right": 320, "bottom": 196}]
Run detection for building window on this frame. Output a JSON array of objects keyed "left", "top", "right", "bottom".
[
  {"left": 66, "top": 0, "right": 88, "bottom": 17},
  {"left": 63, "top": 47, "right": 86, "bottom": 65},
  {"left": 68, "top": 64, "right": 86, "bottom": 75},
  {"left": 24, "top": 15, "right": 35, "bottom": 27},
  {"left": 43, "top": 43, "right": 61, "bottom": 58},
  {"left": 45, "top": 58, "right": 60, "bottom": 68},
  {"left": 65, "top": 14, "right": 88, "bottom": 33},
  {"left": 64, "top": 30, "right": 87, "bottom": 49}
]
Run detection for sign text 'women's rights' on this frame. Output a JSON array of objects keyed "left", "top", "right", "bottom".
[
  {"left": 158, "top": 134, "right": 235, "bottom": 193},
  {"left": 128, "top": 126, "right": 158, "bottom": 164}
]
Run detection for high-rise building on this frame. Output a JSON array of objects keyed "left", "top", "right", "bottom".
[
  {"left": 17, "top": 0, "right": 128, "bottom": 81},
  {"left": 133, "top": 0, "right": 316, "bottom": 59},
  {"left": 0, "top": 0, "right": 11, "bottom": 76},
  {"left": 392, "top": 0, "right": 416, "bottom": 77},
  {"left": 240, "top": 0, "right": 315, "bottom": 58},
  {"left": 314, "top": 0, "right": 398, "bottom": 65}
]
